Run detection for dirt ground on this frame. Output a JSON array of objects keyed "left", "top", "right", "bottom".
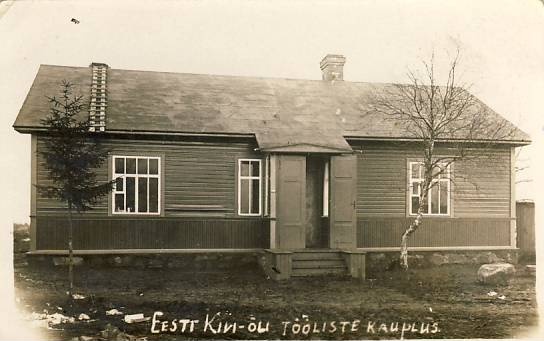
[
  {"left": 12, "top": 251, "right": 538, "bottom": 340},
  {"left": 10, "top": 224, "right": 539, "bottom": 340}
]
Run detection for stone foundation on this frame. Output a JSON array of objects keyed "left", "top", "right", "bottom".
[
  {"left": 27, "top": 252, "right": 262, "bottom": 272},
  {"left": 26, "top": 249, "right": 518, "bottom": 278},
  {"left": 366, "top": 249, "right": 518, "bottom": 274}
]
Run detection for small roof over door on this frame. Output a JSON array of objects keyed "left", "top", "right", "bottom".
[{"left": 255, "top": 127, "right": 352, "bottom": 153}]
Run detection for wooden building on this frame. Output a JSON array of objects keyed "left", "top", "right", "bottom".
[{"left": 13, "top": 56, "right": 530, "bottom": 278}]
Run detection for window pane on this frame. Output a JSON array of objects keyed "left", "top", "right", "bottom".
[
  {"left": 149, "top": 159, "right": 159, "bottom": 175},
  {"left": 149, "top": 178, "right": 159, "bottom": 213},
  {"left": 421, "top": 196, "right": 428, "bottom": 214},
  {"left": 251, "top": 161, "right": 260, "bottom": 177},
  {"left": 411, "top": 196, "right": 420, "bottom": 214},
  {"left": 138, "top": 158, "right": 148, "bottom": 174},
  {"left": 114, "top": 193, "right": 124, "bottom": 212},
  {"left": 115, "top": 177, "right": 123, "bottom": 191},
  {"left": 411, "top": 163, "right": 421, "bottom": 179},
  {"left": 240, "top": 161, "right": 249, "bottom": 176},
  {"left": 126, "top": 158, "right": 136, "bottom": 174},
  {"left": 126, "top": 177, "right": 135, "bottom": 212},
  {"left": 114, "top": 158, "right": 124, "bottom": 174},
  {"left": 440, "top": 166, "right": 449, "bottom": 180},
  {"left": 240, "top": 179, "right": 250, "bottom": 213},
  {"left": 411, "top": 182, "right": 420, "bottom": 195},
  {"left": 138, "top": 178, "right": 148, "bottom": 212},
  {"left": 251, "top": 179, "right": 260, "bottom": 214},
  {"left": 430, "top": 185, "right": 439, "bottom": 214},
  {"left": 440, "top": 181, "right": 448, "bottom": 214},
  {"left": 433, "top": 166, "right": 442, "bottom": 179}
]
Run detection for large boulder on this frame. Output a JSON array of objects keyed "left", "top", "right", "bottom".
[{"left": 477, "top": 263, "right": 516, "bottom": 285}]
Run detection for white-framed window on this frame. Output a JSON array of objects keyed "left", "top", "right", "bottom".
[
  {"left": 112, "top": 156, "right": 161, "bottom": 215},
  {"left": 409, "top": 161, "right": 450, "bottom": 216},
  {"left": 238, "top": 159, "right": 262, "bottom": 216}
]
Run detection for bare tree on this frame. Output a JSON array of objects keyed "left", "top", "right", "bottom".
[
  {"left": 370, "top": 52, "right": 515, "bottom": 269},
  {"left": 514, "top": 148, "right": 532, "bottom": 184}
]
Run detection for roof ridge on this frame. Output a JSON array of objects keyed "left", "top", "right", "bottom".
[{"left": 38, "top": 63, "right": 398, "bottom": 86}]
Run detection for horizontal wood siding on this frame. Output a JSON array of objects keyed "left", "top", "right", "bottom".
[
  {"left": 36, "top": 217, "right": 269, "bottom": 250},
  {"left": 453, "top": 148, "right": 511, "bottom": 218},
  {"left": 356, "top": 144, "right": 406, "bottom": 217},
  {"left": 36, "top": 136, "right": 261, "bottom": 217},
  {"left": 516, "top": 201, "right": 535, "bottom": 254},
  {"left": 354, "top": 142, "right": 511, "bottom": 218},
  {"left": 357, "top": 218, "right": 511, "bottom": 248}
]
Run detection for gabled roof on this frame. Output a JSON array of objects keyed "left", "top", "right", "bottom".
[{"left": 13, "top": 64, "right": 531, "bottom": 151}]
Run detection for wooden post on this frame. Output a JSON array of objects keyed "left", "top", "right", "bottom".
[
  {"left": 342, "top": 250, "right": 366, "bottom": 279},
  {"left": 263, "top": 249, "right": 293, "bottom": 280}
]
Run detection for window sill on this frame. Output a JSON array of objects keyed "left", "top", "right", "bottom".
[
  {"left": 112, "top": 212, "right": 161, "bottom": 216},
  {"left": 407, "top": 214, "right": 451, "bottom": 219}
]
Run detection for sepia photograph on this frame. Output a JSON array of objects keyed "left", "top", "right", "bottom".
[{"left": 0, "top": 0, "right": 542, "bottom": 340}]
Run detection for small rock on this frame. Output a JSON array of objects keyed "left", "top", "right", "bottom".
[
  {"left": 498, "top": 295, "right": 506, "bottom": 300},
  {"left": 48, "top": 312, "right": 75, "bottom": 325},
  {"left": 30, "top": 312, "right": 47, "bottom": 320},
  {"left": 72, "top": 293, "right": 86, "bottom": 300},
  {"left": 430, "top": 253, "right": 448, "bottom": 266},
  {"left": 124, "top": 313, "right": 150, "bottom": 323},
  {"left": 106, "top": 308, "right": 123, "bottom": 316},
  {"left": 487, "top": 291, "right": 498, "bottom": 297},
  {"left": 477, "top": 263, "right": 516, "bottom": 285},
  {"left": 78, "top": 313, "right": 90, "bottom": 320},
  {"left": 79, "top": 336, "right": 100, "bottom": 341},
  {"left": 112, "top": 256, "right": 123, "bottom": 265},
  {"left": 53, "top": 257, "right": 84, "bottom": 266},
  {"left": 448, "top": 253, "right": 469, "bottom": 264}
]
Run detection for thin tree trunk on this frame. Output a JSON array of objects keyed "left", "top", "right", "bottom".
[
  {"left": 400, "top": 193, "right": 427, "bottom": 270},
  {"left": 400, "top": 210, "right": 423, "bottom": 270},
  {"left": 67, "top": 201, "right": 74, "bottom": 296}
]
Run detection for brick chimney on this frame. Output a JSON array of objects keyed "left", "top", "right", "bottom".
[
  {"left": 88, "top": 62, "right": 109, "bottom": 132},
  {"left": 320, "top": 54, "right": 346, "bottom": 81}
]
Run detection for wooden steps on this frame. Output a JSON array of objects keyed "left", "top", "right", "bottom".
[{"left": 291, "top": 250, "right": 348, "bottom": 277}]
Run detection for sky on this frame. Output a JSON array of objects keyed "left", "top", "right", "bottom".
[
  {"left": 1, "top": 0, "right": 543, "bottom": 225},
  {"left": 0, "top": 0, "right": 543, "bottom": 339}
]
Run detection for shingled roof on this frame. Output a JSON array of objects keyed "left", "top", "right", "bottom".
[{"left": 13, "top": 64, "right": 530, "bottom": 151}]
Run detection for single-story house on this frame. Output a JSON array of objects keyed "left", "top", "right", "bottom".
[{"left": 13, "top": 55, "right": 530, "bottom": 278}]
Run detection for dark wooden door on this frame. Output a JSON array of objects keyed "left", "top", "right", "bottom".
[
  {"left": 276, "top": 155, "right": 306, "bottom": 249},
  {"left": 329, "top": 154, "right": 357, "bottom": 249}
]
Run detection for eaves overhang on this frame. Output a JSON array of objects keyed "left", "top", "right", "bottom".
[{"left": 345, "top": 136, "right": 532, "bottom": 147}]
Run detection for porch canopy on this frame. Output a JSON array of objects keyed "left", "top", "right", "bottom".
[{"left": 255, "top": 126, "right": 352, "bottom": 153}]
